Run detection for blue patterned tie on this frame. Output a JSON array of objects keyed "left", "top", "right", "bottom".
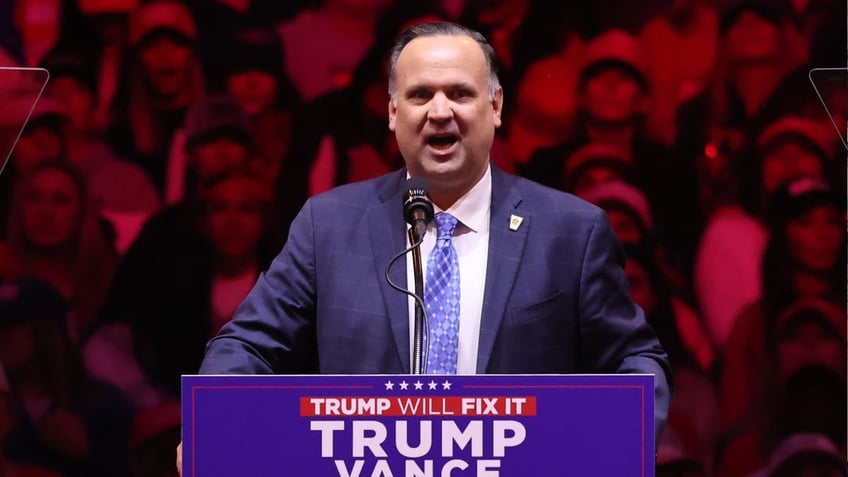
[{"left": 425, "top": 212, "right": 460, "bottom": 374}]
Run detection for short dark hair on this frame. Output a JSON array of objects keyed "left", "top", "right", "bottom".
[{"left": 387, "top": 21, "right": 501, "bottom": 103}]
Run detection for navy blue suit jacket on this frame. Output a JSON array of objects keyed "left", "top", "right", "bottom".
[{"left": 199, "top": 166, "right": 672, "bottom": 434}]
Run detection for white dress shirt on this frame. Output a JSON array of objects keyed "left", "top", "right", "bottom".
[{"left": 406, "top": 166, "right": 491, "bottom": 374}]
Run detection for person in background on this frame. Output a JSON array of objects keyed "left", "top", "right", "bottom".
[
  {"left": 496, "top": 3, "right": 597, "bottom": 172},
  {"left": 457, "top": 0, "right": 531, "bottom": 76},
  {"left": 693, "top": 117, "right": 838, "bottom": 348},
  {"left": 81, "top": 100, "right": 257, "bottom": 405},
  {"left": 656, "top": 426, "right": 708, "bottom": 477},
  {"left": 127, "top": 400, "right": 180, "bottom": 477},
  {"left": 73, "top": 0, "right": 140, "bottom": 133},
  {"left": 0, "top": 95, "right": 66, "bottom": 239},
  {"left": 5, "top": 0, "right": 64, "bottom": 67},
  {"left": 275, "top": 0, "right": 396, "bottom": 103},
  {"left": 522, "top": 29, "right": 658, "bottom": 188},
  {"left": 523, "top": 29, "right": 699, "bottom": 275},
  {"left": 772, "top": 325, "right": 845, "bottom": 445},
  {"left": 583, "top": 179, "right": 655, "bottom": 247},
  {"left": 501, "top": 52, "right": 582, "bottom": 170},
  {"left": 41, "top": 47, "right": 161, "bottom": 255},
  {"left": 557, "top": 144, "right": 694, "bottom": 294},
  {"left": 220, "top": 26, "right": 300, "bottom": 190},
  {"left": 97, "top": 169, "right": 278, "bottom": 400},
  {"left": 674, "top": 0, "right": 801, "bottom": 208},
  {"left": 106, "top": 0, "right": 204, "bottom": 194},
  {"left": 95, "top": 95, "right": 262, "bottom": 400},
  {"left": 717, "top": 177, "right": 846, "bottom": 475},
  {"left": 0, "top": 278, "right": 133, "bottom": 477},
  {"left": 622, "top": 242, "right": 718, "bottom": 473},
  {"left": 164, "top": 94, "right": 255, "bottom": 205},
  {"left": 274, "top": 5, "right": 448, "bottom": 230},
  {"left": 639, "top": 0, "right": 719, "bottom": 145},
  {"left": 718, "top": 299, "right": 846, "bottom": 477},
  {"left": 185, "top": 0, "right": 294, "bottom": 93},
  {"left": 0, "top": 362, "right": 66, "bottom": 477},
  {"left": 5, "top": 163, "right": 117, "bottom": 340},
  {"left": 559, "top": 144, "right": 636, "bottom": 199},
  {"left": 583, "top": 179, "right": 696, "bottom": 312},
  {"left": 750, "top": 433, "right": 847, "bottom": 477}
]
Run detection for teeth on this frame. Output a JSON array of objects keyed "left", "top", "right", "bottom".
[{"left": 428, "top": 135, "right": 456, "bottom": 147}]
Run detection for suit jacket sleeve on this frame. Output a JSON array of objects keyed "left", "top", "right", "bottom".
[
  {"left": 578, "top": 211, "right": 673, "bottom": 442},
  {"left": 199, "top": 199, "right": 319, "bottom": 374}
]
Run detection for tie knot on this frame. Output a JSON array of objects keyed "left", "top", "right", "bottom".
[{"left": 434, "top": 212, "right": 458, "bottom": 240}]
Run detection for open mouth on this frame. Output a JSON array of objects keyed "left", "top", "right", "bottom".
[{"left": 427, "top": 133, "right": 458, "bottom": 151}]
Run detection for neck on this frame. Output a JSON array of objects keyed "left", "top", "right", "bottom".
[
  {"left": 586, "top": 122, "right": 636, "bottom": 149},
  {"left": 794, "top": 269, "right": 831, "bottom": 297},
  {"left": 216, "top": 255, "right": 256, "bottom": 278},
  {"left": 152, "top": 89, "right": 192, "bottom": 111},
  {"left": 734, "top": 64, "right": 782, "bottom": 115},
  {"left": 25, "top": 250, "right": 76, "bottom": 298},
  {"left": 427, "top": 164, "right": 487, "bottom": 211},
  {"left": 430, "top": 190, "right": 462, "bottom": 211},
  {"left": 65, "top": 133, "right": 95, "bottom": 165}
]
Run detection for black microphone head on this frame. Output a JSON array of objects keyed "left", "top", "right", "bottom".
[{"left": 403, "top": 177, "right": 434, "bottom": 226}]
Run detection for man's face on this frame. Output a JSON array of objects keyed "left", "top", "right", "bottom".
[
  {"left": 389, "top": 34, "right": 503, "bottom": 202},
  {"left": 204, "top": 178, "right": 265, "bottom": 262},
  {"left": 724, "top": 11, "right": 781, "bottom": 62},
  {"left": 20, "top": 168, "right": 82, "bottom": 249},
  {"left": 761, "top": 142, "right": 824, "bottom": 195},
  {"left": 49, "top": 77, "right": 95, "bottom": 132},
  {"left": 139, "top": 35, "right": 193, "bottom": 97},
  {"left": 13, "top": 125, "right": 63, "bottom": 174},
  {"left": 226, "top": 70, "right": 278, "bottom": 116},
  {"left": 786, "top": 205, "right": 844, "bottom": 273},
  {"left": 189, "top": 137, "right": 250, "bottom": 185},
  {"left": 583, "top": 68, "right": 644, "bottom": 124}
]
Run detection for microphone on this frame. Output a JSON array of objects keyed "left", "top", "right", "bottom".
[
  {"left": 384, "top": 177, "right": 434, "bottom": 374},
  {"left": 403, "top": 177, "right": 434, "bottom": 241}
]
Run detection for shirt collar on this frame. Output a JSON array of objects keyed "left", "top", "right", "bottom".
[
  {"left": 404, "top": 164, "right": 492, "bottom": 234},
  {"left": 432, "top": 165, "right": 491, "bottom": 234}
]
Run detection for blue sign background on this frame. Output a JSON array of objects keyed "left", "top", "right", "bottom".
[{"left": 182, "top": 374, "right": 654, "bottom": 476}]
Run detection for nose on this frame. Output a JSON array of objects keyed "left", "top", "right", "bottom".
[{"left": 427, "top": 93, "right": 453, "bottom": 122}]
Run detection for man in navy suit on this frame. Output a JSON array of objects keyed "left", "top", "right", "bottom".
[{"left": 189, "top": 21, "right": 671, "bottom": 462}]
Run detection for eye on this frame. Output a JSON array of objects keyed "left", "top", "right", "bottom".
[
  {"left": 452, "top": 88, "right": 473, "bottom": 101},
  {"left": 407, "top": 89, "right": 431, "bottom": 103}
]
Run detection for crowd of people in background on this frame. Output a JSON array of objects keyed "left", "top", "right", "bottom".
[{"left": 0, "top": 0, "right": 845, "bottom": 476}]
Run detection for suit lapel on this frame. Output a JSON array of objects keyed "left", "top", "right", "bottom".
[
  {"left": 477, "top": 167, "right": 528, "bottom": 373},
  {"left": 368, "top": 170, "right": 411, "bottom": 373}
]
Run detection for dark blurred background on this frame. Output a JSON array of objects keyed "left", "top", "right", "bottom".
[{"left": 0, "top": 0, "right": 845, "bottom": 476}]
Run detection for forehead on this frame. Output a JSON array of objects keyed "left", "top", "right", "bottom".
[
  {"left": 31, "top": 169, "right": 76, "bottom": 189},
  {"left": 395, "top": 34, "right": 488, "bottom": 86}
]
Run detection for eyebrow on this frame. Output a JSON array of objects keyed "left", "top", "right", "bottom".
[{"left": 403, "top": 80, "right": 478, "bottom": 94}]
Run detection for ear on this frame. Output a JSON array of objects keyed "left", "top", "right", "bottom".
[
  {"left": 388, "top": 97, "right": 397, "bottom": 131},
  {"left": 492, "top": 87, "right": 504, "bottom": 129}
]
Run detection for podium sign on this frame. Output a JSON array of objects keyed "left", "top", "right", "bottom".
[{"left": 182, "top": 374, "right": 654, "bottom": 476}]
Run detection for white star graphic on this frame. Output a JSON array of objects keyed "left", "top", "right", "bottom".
[
  {"left": 385, "top": 381, "right": 394, "bottom": 390},
  {"left": 414, "top": 381, "right": 424, "bottom": 390},
  {"left": 441, "top": 380, "right": 452, "bottom": 390},
  {"left": 399, "top": 381, "right": 409, "bottom": 390},
  {"left": 428, "top": 380, "right": 438, "bottom": 390}
]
